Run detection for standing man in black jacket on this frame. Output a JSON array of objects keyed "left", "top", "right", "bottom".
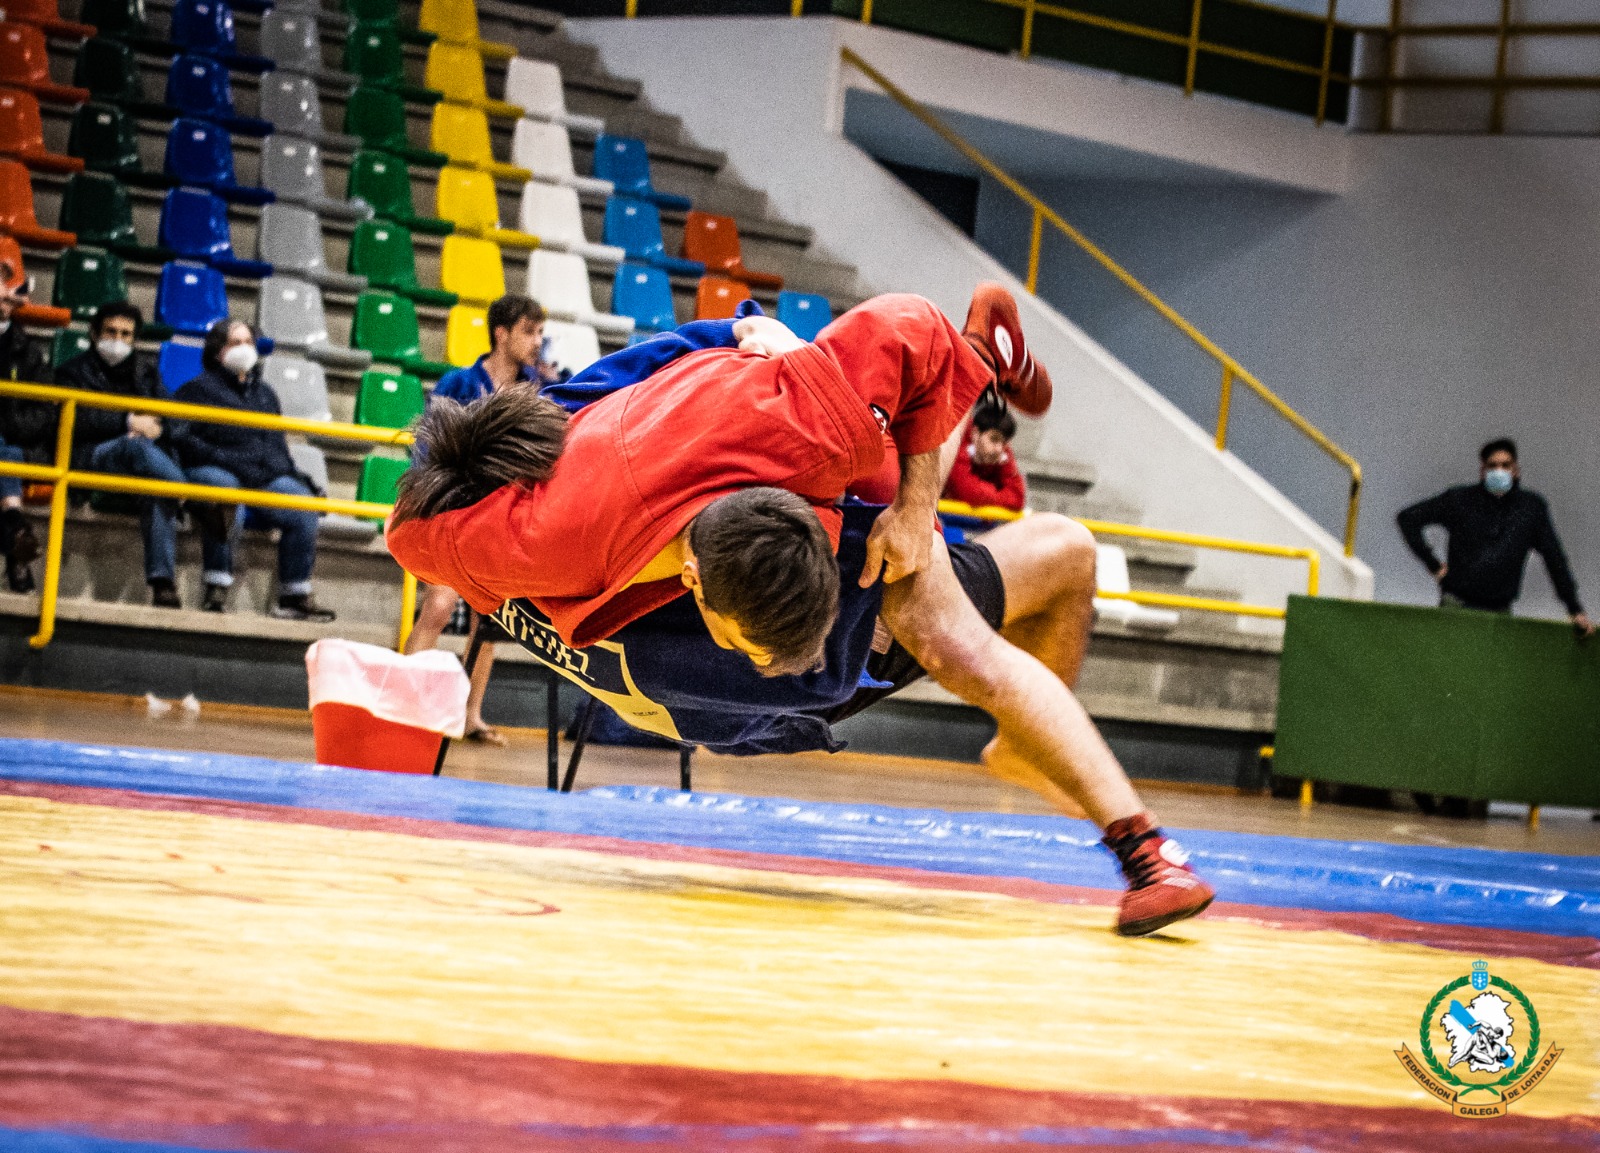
[
  {"left": 1398, "top": 439, "right": 1592, "bottom": 637},
  {"left": 56, "top": 301, "right": 190, "bottom": 608},
  {"left": 170, "top": 318, "right": 335, "bottom": 622},
  {"left": 0, "top": 261, "right": 51, "bottom": 592}
]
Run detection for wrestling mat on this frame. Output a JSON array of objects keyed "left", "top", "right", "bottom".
[{"left": 0, "top": 738, "right": 1595, "bottom": 1152}]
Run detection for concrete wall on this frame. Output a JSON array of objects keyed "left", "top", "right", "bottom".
[
  {"left": 567, "top": 16, "right": 1371, "bottom": 611},
  {"left": 974, "top": 136, "right": 1600, "bottom": 620}
]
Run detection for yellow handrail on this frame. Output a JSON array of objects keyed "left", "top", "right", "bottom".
[
  {"left": 844, "top": 47, "right": 1363, "bottom": 557},
  {"left": 0, "top": 381, "right": 416, "bottom": 651},
  {"left": 938, "top": 499, "right": 1319, "bottom": 621}
]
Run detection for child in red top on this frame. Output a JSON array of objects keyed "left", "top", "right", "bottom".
[{"left": 943, "top": 401, "right": 1026, "bottom": 513}]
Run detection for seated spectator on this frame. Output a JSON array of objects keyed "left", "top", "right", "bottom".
[
  {"left": 404, "top": 294, "right": 548, "bottom": 744},
  {"left": 56, "top": 303, "right": 188, "bottom": 608},
  {"left": 0, "top": 261, "right": 51, "bottom": 592},
  {"left": 942, "top": 400, "right": 1026, "bottom": 513},
  {"left": 170, "top": 319, "right": 335, "bottom": 623}
]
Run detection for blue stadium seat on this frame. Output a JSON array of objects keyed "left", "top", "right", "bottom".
[
  {"left": 610, "top": 263, "right": 675, "bottom": 333},
  {"left": 164, "top": 118, "right": 274, "bottom": 206},
  {"left": 776, "top": 291, "right": 832, "bottom": 342},
  {"left": 155, "top": 260, "right": 229, "bottom": 337},
  {"left": 157, "top": 187, "right": 272, "bottom": 279},
  {"left": 602, "top": 197, "right": 703, "bottom": 279},
  {"left": 157, "top": 340, "right": 204, "bottom": 391},
  {"left": 169, "top": 0, "right": 273, "bottom": 72},
  {"left": 164, "top": 54, "right": 272, "bottom": 138},
  {"left": 592, "top": 135, "right": 690, "bottom": 212}
]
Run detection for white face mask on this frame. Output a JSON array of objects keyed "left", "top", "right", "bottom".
[
  {"left": 0, "top": 320, "right": 10, "bottom": 336},
  {"left": 221, "top": 343, "right": 259, "bottom": 376},
  {"left": 96, "top": 338, "right": 133, "bottom": 367}
]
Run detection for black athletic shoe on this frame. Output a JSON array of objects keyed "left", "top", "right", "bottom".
[
  {"left": 6, "top": 555, "right": 34, "bottom": 594},
  {"left": 150, "top": 579, "right": 181, "bottom": 609},
  {"left": 271, "top": 593, "right": 335, "bottom": 623},
  {"left": 201, "top": 583, "right": 228, "bottom": 613}
]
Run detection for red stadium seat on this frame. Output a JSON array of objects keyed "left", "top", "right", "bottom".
[
  {"left": 0, "top": 87, "right": 84, "bottom": 173},
  {"left": 0, "top": 23, "right": 90, "bottom": 105},
  {"left": 0, "top": 158, "right": 75, "bottom": 248},
  {"left": 682, "top": 210, "right": 783, "bottom": 292},
  {"left": 2, "top": 0, "right": 96, "bottom": 40},
  {"left": 0, "top": 234, "right": 72, "bottom": 326},
  {"left": 694, "top": 274, "right": 751, "bottom": 321}
]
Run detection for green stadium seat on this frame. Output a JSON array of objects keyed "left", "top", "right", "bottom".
[
  {"left": 356, "top": 452, "right": 409, "bottom": 513},
  {"left": 353, "top": 368, "right": 425, "bottom": 429},
  {"left": 344, "top": 0, "right": 434, "bottom": 44},
  {"left": 60, "top": 172, "right": 175, "bottom": 264},
  {"left": 52, "top": 246, "right": 128, "bottom": 321},
  {"left": 72, "top": 36, "right": 169, "bottom": 117},
  {"left": 343, "top": 19, "right": 441, "bottom": 103},
  {"left": 348, "top": 219, "right": 458, "bottom": 307},
  {"left": 344, "top": 86, "right": 447, "bottom": 167},
  {"left": 351, "top": 290, "right": 451, "bottom": 378},
  {"left": 50, "top": 327, "right": 91, "bottom": 367},
  {"left": 66, "top": 102, "right": 169, "bottom": 186},
  {"left": 346, "top": 149, "right": 453, "bottom": 235}
]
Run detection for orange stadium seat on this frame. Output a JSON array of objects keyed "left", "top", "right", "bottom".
[
  {"left": 0, "top": 87, "right": 84, "bottom": 174},
  {"left": 0, "top": 23, "right": 91, "bottom": 105},
  {"left": 3, "top": 0, "right": 96, "bottom": 40},
  {"left": 682, "top": 210, "right": 784, "bottom": 291},
  {"left": 0, "top": 235, "right": 72, "bottom": 326},
  {"left": 694, "top": 275, "right": 751, "bottom": 321},
  {"left": 0, "top": 159, "right": 75, "bottom": 248}
]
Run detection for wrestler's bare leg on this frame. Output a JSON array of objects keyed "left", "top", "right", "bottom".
[{"left": 406, "top": 584, "right": 498, "bottom": 737}]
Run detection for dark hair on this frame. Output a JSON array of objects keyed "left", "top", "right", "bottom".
[
  {"left": 487, "top": 294, "right": 546, "bottom": 350},
  {"left": 1480, "top": 438, "right": 1517, "bottom": 464},
  {"left": 392, "top": 384, "right": 568, "bottom": 525},
  {"left": 689, "top": 488, "right": 839, "bottom": 677},
  {"left": 201, "top": 317, "right": 255, "bottom": 372},
  {"left": 91, "top": 301, "right": 143, "bottom": 337},
  {"left": 973, "top": 402, "right": 1017, "bottom": 441}
]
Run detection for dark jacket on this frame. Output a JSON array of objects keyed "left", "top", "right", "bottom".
[
  {"left": 56, "top": 347, "right": 169, "bottom": 468},
  {"left": 170, "top": 363, "right": 302, "bottom": 491},
  {"left": 1398, "top": 482, "right": 1583, "bottom": 615},
  {"left": 0, "top": 323, "right": 55, "bottom": 459}
]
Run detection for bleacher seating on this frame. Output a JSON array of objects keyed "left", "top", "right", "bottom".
[
  {"left": 345, "top": 86, "right": 447, "bottom": 167},
  {"left": 0, "top": 159, "right": 74, "bottom": 249},
  {"left": 346, "top": 150, "right": 451, "bottom": 234},
  {"left": 258, "top": 275, "right": 373, "bottom": 369},
  {"left": 350, "top": 219, "right": 458, "bottom": 307},
  {"left": 157, "top": 340, "right": 204, "bottom": 392},
  {"left": 259, "top": 73, "right": 360, "bottom": 151},
  {"left": 436, "top": 166, "right": 539, "bottom": 250},
  {"left": 259, "top": 9, "right": 357, "bottom": 88},
  {"left": 59, "top": 172, "right": 170, "bottom": 262},
  {"left": 155, "top": 260, "right": 229, "bottom": 337},
  {"left": 52, "top": 327, "right": 92, "bottom": 366},
  {"left": 431, "top": 101, "right": 531, "bottom": 183},
  {"left": 520, "top": 181, "right": 623, "bottom": 264},
  {"left": 1, "top": 234, "right": 69, "bottom": 325},
  {"left": 503, "top": 57, "right": 602, "bottom": 136},
  {"left": 257, "top": 203, "right": 367, "bottom": 293},
  {"left": 777, "top": 291, "right": 832, "bottom": 341},
  {"left": 417, "top": 0, "right": 513, "bottom": 60},
  {"left": 353, "top": 368, "right": 425, "bottom": 429},
  {"left": 0, "top": 87, "right": 84, "bottom": 174},
  {"left": 72, "top": 37, "right": 164, "bottom": 115},
  {"left": 542, "top": 319, "right": 601, "bottom": 377},
  {"left": 352, "top": 290, "right": 450, "bottom": 377},
  {"left": 604, "top": 197, "right": 704, "bottom": 278},
  {"left": 79, "top": 0, "right": 164, "bottom": 51},
  {"left": 611, "top": 263, "right": 675, "bottom": 333},
  {"left": 165, "top": 54, "right": 272, "bottom": 137},
  {"left": 164, "top": 119, "right": 273, "bottom": 205},
  {"left": 169, "top": 0, "right": 272, "bottom": 73},
  {"left": 593, "top": 135, "right": 690, "bottom": 212},
  {"left": 262, "top": 135, "right": 372, "bottom": 221},
  {"left": 263, "top": 354, "right": 333, "bottom": 422},
  {"left": 158, "top": 187, "right": 272, "bottom": 279},
  {"left": 425, "top": 42, "right": 521, "bottom": 119},
  {"left": 345, "top": 19, "right": 442, "bottom": 105},
  {"left": 66, "top": 102, "right": 162, "bottom": 183},
  {"left": 443, "top": 303, "right": 487, "bottom": 366},
  {"left": 694, "top": 275, "right": 751, "bottom": 321},
  {"left": 683, "top": 210, "right": 783, "bottom": 291},
  {"left": 345, "top": 0, "right": 430, "bottom": 43},
  {"left": 439, "top": 233, "right": 504, "bottom": 305},
  {"left": 512, "top": 119, "right": 610, "bottom": 196},
  {"left": 528, "top": 250, "right": 632, "bottom": 337},
  {"left": 54, "top": 246, "right": 128, "bottom": 321},
  {"left": 0, "top": 23, "right": 90, "bottom": 105},
  {"left": 7, "top": 0, "right": 96, "bottom": 40}
]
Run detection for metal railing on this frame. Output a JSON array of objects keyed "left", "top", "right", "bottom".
[
  {"left": 844, "top": 47, "right": 1363, "bottom": 557},
  {"left": 0, "top": 381, "right": 418, "bottom": 651},
  {"left": 938, "top": 499, "right": 1318, "bottom": 620}
]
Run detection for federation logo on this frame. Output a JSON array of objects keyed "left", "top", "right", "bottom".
[{"left": 1395, "top": 961, "right": 1562, "bottom": 1117}]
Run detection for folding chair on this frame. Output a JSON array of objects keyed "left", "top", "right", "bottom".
[
  {"left": 603, "top": 196, "right": 704, "bottom": 278},
  {"left": 263, "top": 352, "right": 332, "bottom": 421},
  {"left": 345, "top": 85, "right": 447, "bottom": 167},
  {"left": 610, "top": 262, "right": 675, "bottom": 333},
  {"left": 694, "top": 275, "right": 750, "bottom": 321},
  {"left": 158, "top": 187, "right": 272, "bottom": 278},
  {"left": 156, "top": 339, "right": 204, "bottom": 390},
  {"left": 0, "top": 24, "right": 90, "bottom": 105},
  {"left": 527, "top": 250, "right": 632, "bottom": 336},
  {"left": 351, "top": 290, "right": 450, "bottom": 377},
  {"left": 0, "top": 235, "right": 70, "bottom": 326},
  {"left": 257, "top": 202, "right": 366, "bottom": 293},
  {"left": 776, "top": 290, "right": 832, "bottom": 342},
  {"left": 344, "top": 20, "right": 442, "bottom": 105},
  {"left": 261, "top": 134, "right": 371, "bottom": 221},
  {"left": 438, "top": 233, "right": 503, "bottom": 306},
  {"left": 353, "top": 367, "right": 424, "bottom": 428},
  {"left": 169, "top": 0, "right": 273, "bottom": 73},
  {"left": 154, "top": 259, "right": 228, "bottom": 336},
  {"left": 435, "top": 165, "right": 538, "bottom": 249},
  {"left": 682, "top": 210, "right": 783, "bottom": 290},
  {"left": 0, "top": 159, "right": 75, "bottom": 248},
  {"left": 52, "top": 327, "right": 92, "bottom": 366},
  {"left": 542, "top": 319, "right": 601, "bottom": 377},
  {"left": 346, "top": 149, "right": 452, "bottom": 234},
  {"left": 423, "top": 42, "right": 520, "bottom": 119},
  {"left": 502, "top": 58, "right": 603, "bottom": 137},
  {"left": 0, "top": 87, "right": 83, "bottom": 174},
  {"left": 258, "top": 9, "right": 357, "bottom": 89},
  {"left": 257, "top": 274, "right": 374, "bottom": 368},
  {"left": 592, "top": 134, "right": 690, "bottom": 213},
  {"left": 258, "top": 72, "right": 360, "bottom": 152},
  {"left": 416, "top": 0, "right": 513, "bottom": 60},
  {"left": 5, "top": 0, "right": 96, "bottom": 40},
  {"left": 442, "top": 302, "right": 485, "bottom": 366},
  {"left": 165, "top": 54, "right": 272, "bottom": 137},
  {"left": 164, "top": 118, "right": 274, "bottom": 206},
  {"left": 519, "top": 181, "right": 623, "bottom": 265},
  {"left": 430, "top": 101, "right": 530, "bottom": 183},
  {"left": 349, "top": 218, "right": 457, "bottom": 307},
  {"left": 510, "top": 119, "right": 609, "bottom": 196}
]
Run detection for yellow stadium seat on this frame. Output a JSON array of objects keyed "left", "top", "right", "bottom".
[
  {"left": 440, "top": 233, "right": 505, "bottom": 305},
  {"left": 418, "top": 0, "right": 514, "bottom": 59},
  {"left": 424, "top": 42, "right": 523, "bottom": 120},
  {"left": 436, "top": 165, "right": 540, "bottom": 250},
  {"left": 445, "top": 303, "right": 490, "bottom": 366},
  {"left": 430, "top": 101, "right": 532, "bottom": 184}
]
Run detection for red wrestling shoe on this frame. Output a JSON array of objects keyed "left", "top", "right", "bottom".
[
  {"left": 1101, "top": 811, "right": 1214, "bottom": 937},
  {"left": 962, "top": 282, "right": 1052, "bottom": 416}
]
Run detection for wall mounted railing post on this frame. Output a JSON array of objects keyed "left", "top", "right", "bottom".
[
  {"left": 1026, "top": 204, "right": 1043, "bottom": 293},
  {"left": 1489, "top": 0, "right": 1511, "bottom": 133},
  {"left": 1344, "top": 471, "right": 1362, "bottom": 558},
  {"left": 1315, "top": 0, "right": 1338, "bottom": 125},
  {"left": 624, "top": 0, "right": 637, "bottom": 17},
  {"left": 29, "top": 399, "right": 74, "bottom": 650},
  {"left": 1184, "top": 0, "right": 1203, "bottom": 95},
  {"left": 860, "top": 0, "right": 872, "bottom": 24},
  {"left": 1214, "top": 364, "right": 1234, "bottom": 451},
  {"left": 791, "top": 0, "right": 804, "bottom": 15},
  {"left": 1020, "top": 0, "right": 1037, "bottom": 59}
]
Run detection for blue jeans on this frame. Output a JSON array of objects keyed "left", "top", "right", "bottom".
[
  {"left": 187, "top": 466, "right": 318, "bottom": 595},
  {"left": 0, "top": 439, "right": 22, "bottom": 503},
  {"left": 88, "top": 435, "right": 187, "bottom": 583}
]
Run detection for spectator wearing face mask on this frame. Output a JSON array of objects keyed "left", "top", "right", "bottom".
[
  {"left": 55, "top": 302, "right": 189, "bottom": 608},
  {"left": 1398, "top": 438, "right": 1591, "bottom": 638},
  {"left": 169, "top": 319, "right": 336, "bottom": 623},
  {"left": 0, "top": 258, "right": 52, "bottom": 592}
]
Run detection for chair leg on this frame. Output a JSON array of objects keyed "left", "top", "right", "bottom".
[
  {"left": 433, "top": 616, "right": 487, "bottom": 777},
  {"left": 546, "top": 671, "right": 560, "bottom": 791},
  {"left": 560, "top": 696, "right": 599, "bottom": 793},
  {"left": 678, "top": 745, "right": 692, "bottom": 792}
]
